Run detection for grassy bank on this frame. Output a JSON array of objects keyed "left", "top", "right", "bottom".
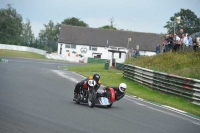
[
  {"left": 63, "top": 64, "right": 200, "bottom": 117},
  {"left": 0, "top": 49, "right": 46, "bottom": 59},
  {"left": 125, "top": 51, "right": 200, "bottom": 79}
]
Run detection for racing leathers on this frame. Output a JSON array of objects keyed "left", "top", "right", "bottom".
[
  {"left": 74, "top": 77, "right": 101, "bottom": 96},
  {"left": 99, "top": 86, "right": 125, "bottom": 101}
]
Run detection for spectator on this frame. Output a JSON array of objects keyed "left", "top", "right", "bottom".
[
  {"left": 173, "top": 33, "right": 181, "bottom": 52},
  {"left": 187, "top": 34, "right": 193, "bottom": 45},
  {"left": 193, "top": 35, "right": 199, "bottom": 52},
  {"left": 182, "top": 33, "right": 188, "bottom": 45},
  {"left": 134, "top": 49, "right": 140, "bottom": 58},
  {"left": 179, "top": 29, "right": 184, "bottom": 39},
  {"left": 168, "top": 33, "right": 173, "bottom": 51},
  {"left": 165, "top": 35, "right": 169, "bottom": 52},
  {"left": 156, "top": 44, "right": 160, "bottom": 54},
  {"left": 162, "top": 39, "right": 166, "bottom": 53}
]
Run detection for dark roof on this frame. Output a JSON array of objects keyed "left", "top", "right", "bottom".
[{"left": 58, "top": 25, "right": 164, "bottom": 51}]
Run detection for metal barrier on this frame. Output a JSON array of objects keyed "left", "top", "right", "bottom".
[
  {"left": 116, "top": 63, "right": 124, "bottom": 70},
  {"left": 88, "top": 57, "right": 108, "bottom": 64},
  {"left": 123, "top": 64, "right": 200, "bottom": 106},
  {"left": 104, "top": 60, "right": 110, "bottom": 70}
]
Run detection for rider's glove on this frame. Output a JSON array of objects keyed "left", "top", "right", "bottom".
[{"left": 103, "top": 86, "right": 108, "bottom": 90}]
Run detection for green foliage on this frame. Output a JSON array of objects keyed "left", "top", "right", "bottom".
[
  {"left": 125, "top": 51, "right": 200, "bottom": 79},
  {"left": 164, "top": 9, "right": 200, "bottom": 34},
  {"left": 61, "top": 17, "right": 88, "bottom": 27},
  {"left": 99, "top": 25, "right": 117, "bottom": 30},
  {"left": 39, "top": 20, "right": 59, "bottom": 52},
  {"left": 21, "top": 19, "right": 35, "bottom": 47},
  {"left": 0, "top": 4, "right": 23, "bottom": 44}
]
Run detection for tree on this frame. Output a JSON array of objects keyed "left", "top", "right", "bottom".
[
  {"left": 99, "top": 25, "right": 117, "bottom": 30},
  {"left": 99, "top": 17, "right": 117, "bottom": 30},
  {"left": 22, "top": 19, "right": 34, "bottom": 46},
  {"left": 61, "top": 17, "right": 88, "bottom": 27},
  {"left": 0, "top": 4, "right": 23, "bottom": 44},
  {"left": 39, "top": 20, "right": 60, "bottom": 52},
  {"left": 164, "top": 9, "right": 200, "bottom": 35}
]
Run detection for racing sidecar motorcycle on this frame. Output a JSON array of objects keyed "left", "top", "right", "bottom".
[{"left": 73, "top": 79, "right": 116, "bottom": 108}]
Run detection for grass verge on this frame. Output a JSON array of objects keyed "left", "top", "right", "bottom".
[
  {"left": 0, "top": 49, "right": 46, "bottom": 59},
  {"left": 63, "top": 63, "right": 200, "bottom": 117},
  {"left": 125, "top": 51, "right": 200, "bottom": 79}
]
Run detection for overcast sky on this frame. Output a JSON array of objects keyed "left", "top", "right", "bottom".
[{"left": 1, "top": 0, "right": 200, "bottom": 37}]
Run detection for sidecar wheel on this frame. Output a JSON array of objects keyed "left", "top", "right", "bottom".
[{"left": 107, "top": 103, "right": 113, "bottom": 108}]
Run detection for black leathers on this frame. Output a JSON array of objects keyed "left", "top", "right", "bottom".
[{"left": 74, "top": 78, "right": 100, "bottom": 94}]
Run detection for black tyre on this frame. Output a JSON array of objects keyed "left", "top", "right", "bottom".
[
  {"left": 88, "top": 89, "right": 96, "bottom": 108},
  {"left": 107, "top": 103, "right": 113, "bottom": 108},
  {"left": 75, "top": 99, "right": 80, "bottom": 104},
  {"left": 75, "top": 95, "right": 80, "bottom": 104}
]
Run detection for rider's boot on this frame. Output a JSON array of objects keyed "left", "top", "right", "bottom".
[{"left": 73, "top": 93, "right": 78, "bottom": 101}]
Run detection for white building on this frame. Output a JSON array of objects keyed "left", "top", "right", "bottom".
[{"left": 57, "top": 25, "right": 163, "bottom": 64}]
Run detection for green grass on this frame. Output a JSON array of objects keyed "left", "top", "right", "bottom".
[
  {"left": 125, "top": 51, "right": 200, "bottom": 79},
  {"left": 63, "top": 64, "right": 200, "bottom": 117},
  {"left": 0, "top": 49, "right": 46, "bottom": 59}
]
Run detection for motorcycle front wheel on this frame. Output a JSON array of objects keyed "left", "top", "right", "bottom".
[{"left": 88, "top": 89, "right": 96, "bottom": 108}]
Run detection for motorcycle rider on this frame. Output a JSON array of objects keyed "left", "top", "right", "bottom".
[
  {"left": 73, "top": 74, "right": 101, "bottom": 101},
  {"left": 97, "top": 83, "right": 127, "bottom": 101}
]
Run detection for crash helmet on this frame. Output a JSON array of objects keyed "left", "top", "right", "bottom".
[
  {"left": 93, "top": 74, "right": 100, "bottom": 82},
  {"left": 119, "top": 83, "right": 127, "bottom": 93}
]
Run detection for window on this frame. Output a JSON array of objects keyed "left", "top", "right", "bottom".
[
  {"left": 71, "top": 44, "right": 76, "bottom": 49},
  {"left": 94, "top": 55, "right": 101, "bottom": 58},
  {"left": 65, "top": 44, "right": 70, "bottom": 48},
  {"left": 89, "top": 46, "right": 97, "bottom": 51},
  {"left": 65, "top": 44, "right": 76, "bottom": 49}
]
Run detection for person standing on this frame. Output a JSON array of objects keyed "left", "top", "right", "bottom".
[
  {"left": 179, "top": 29, "right": 184, "bottom": 39},
  {"left": 165, "top": 35, "right": 170, "bottom": 52},
  {"left": 187, "top": 34, "right": 193, "bottom": 45},
  {"left": 193, "top": 35, "right": 199, "bottom": 52},
  {"left": 173, "top": 33, "right": 181, "bottom": 52},
  {"left": 182, "top": 34, "right": 188, "bottom": 45},
  {"left": 168, "top": 33, "right": 173, "bottom": 51},
  {"left": 156, "top": 44, "right": 160, "bottom": 54}
]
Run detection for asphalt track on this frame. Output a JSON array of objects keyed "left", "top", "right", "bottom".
[{"left": 0, "top": 57, "right": 200, "bottom": 133}]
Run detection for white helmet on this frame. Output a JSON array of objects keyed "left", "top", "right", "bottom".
[{"left": 119, "top": 83, "right": 127, "bottom": 93}]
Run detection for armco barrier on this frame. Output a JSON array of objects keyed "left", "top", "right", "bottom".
[
  {"left": 116, "top": 63, "right": 124, "bottom": 70},
  {"left": 104, "top": 60, "right": 110, "bottom": 70},
  {"left": 123, "top": 64, "right": 200, "bottom": 106}
]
